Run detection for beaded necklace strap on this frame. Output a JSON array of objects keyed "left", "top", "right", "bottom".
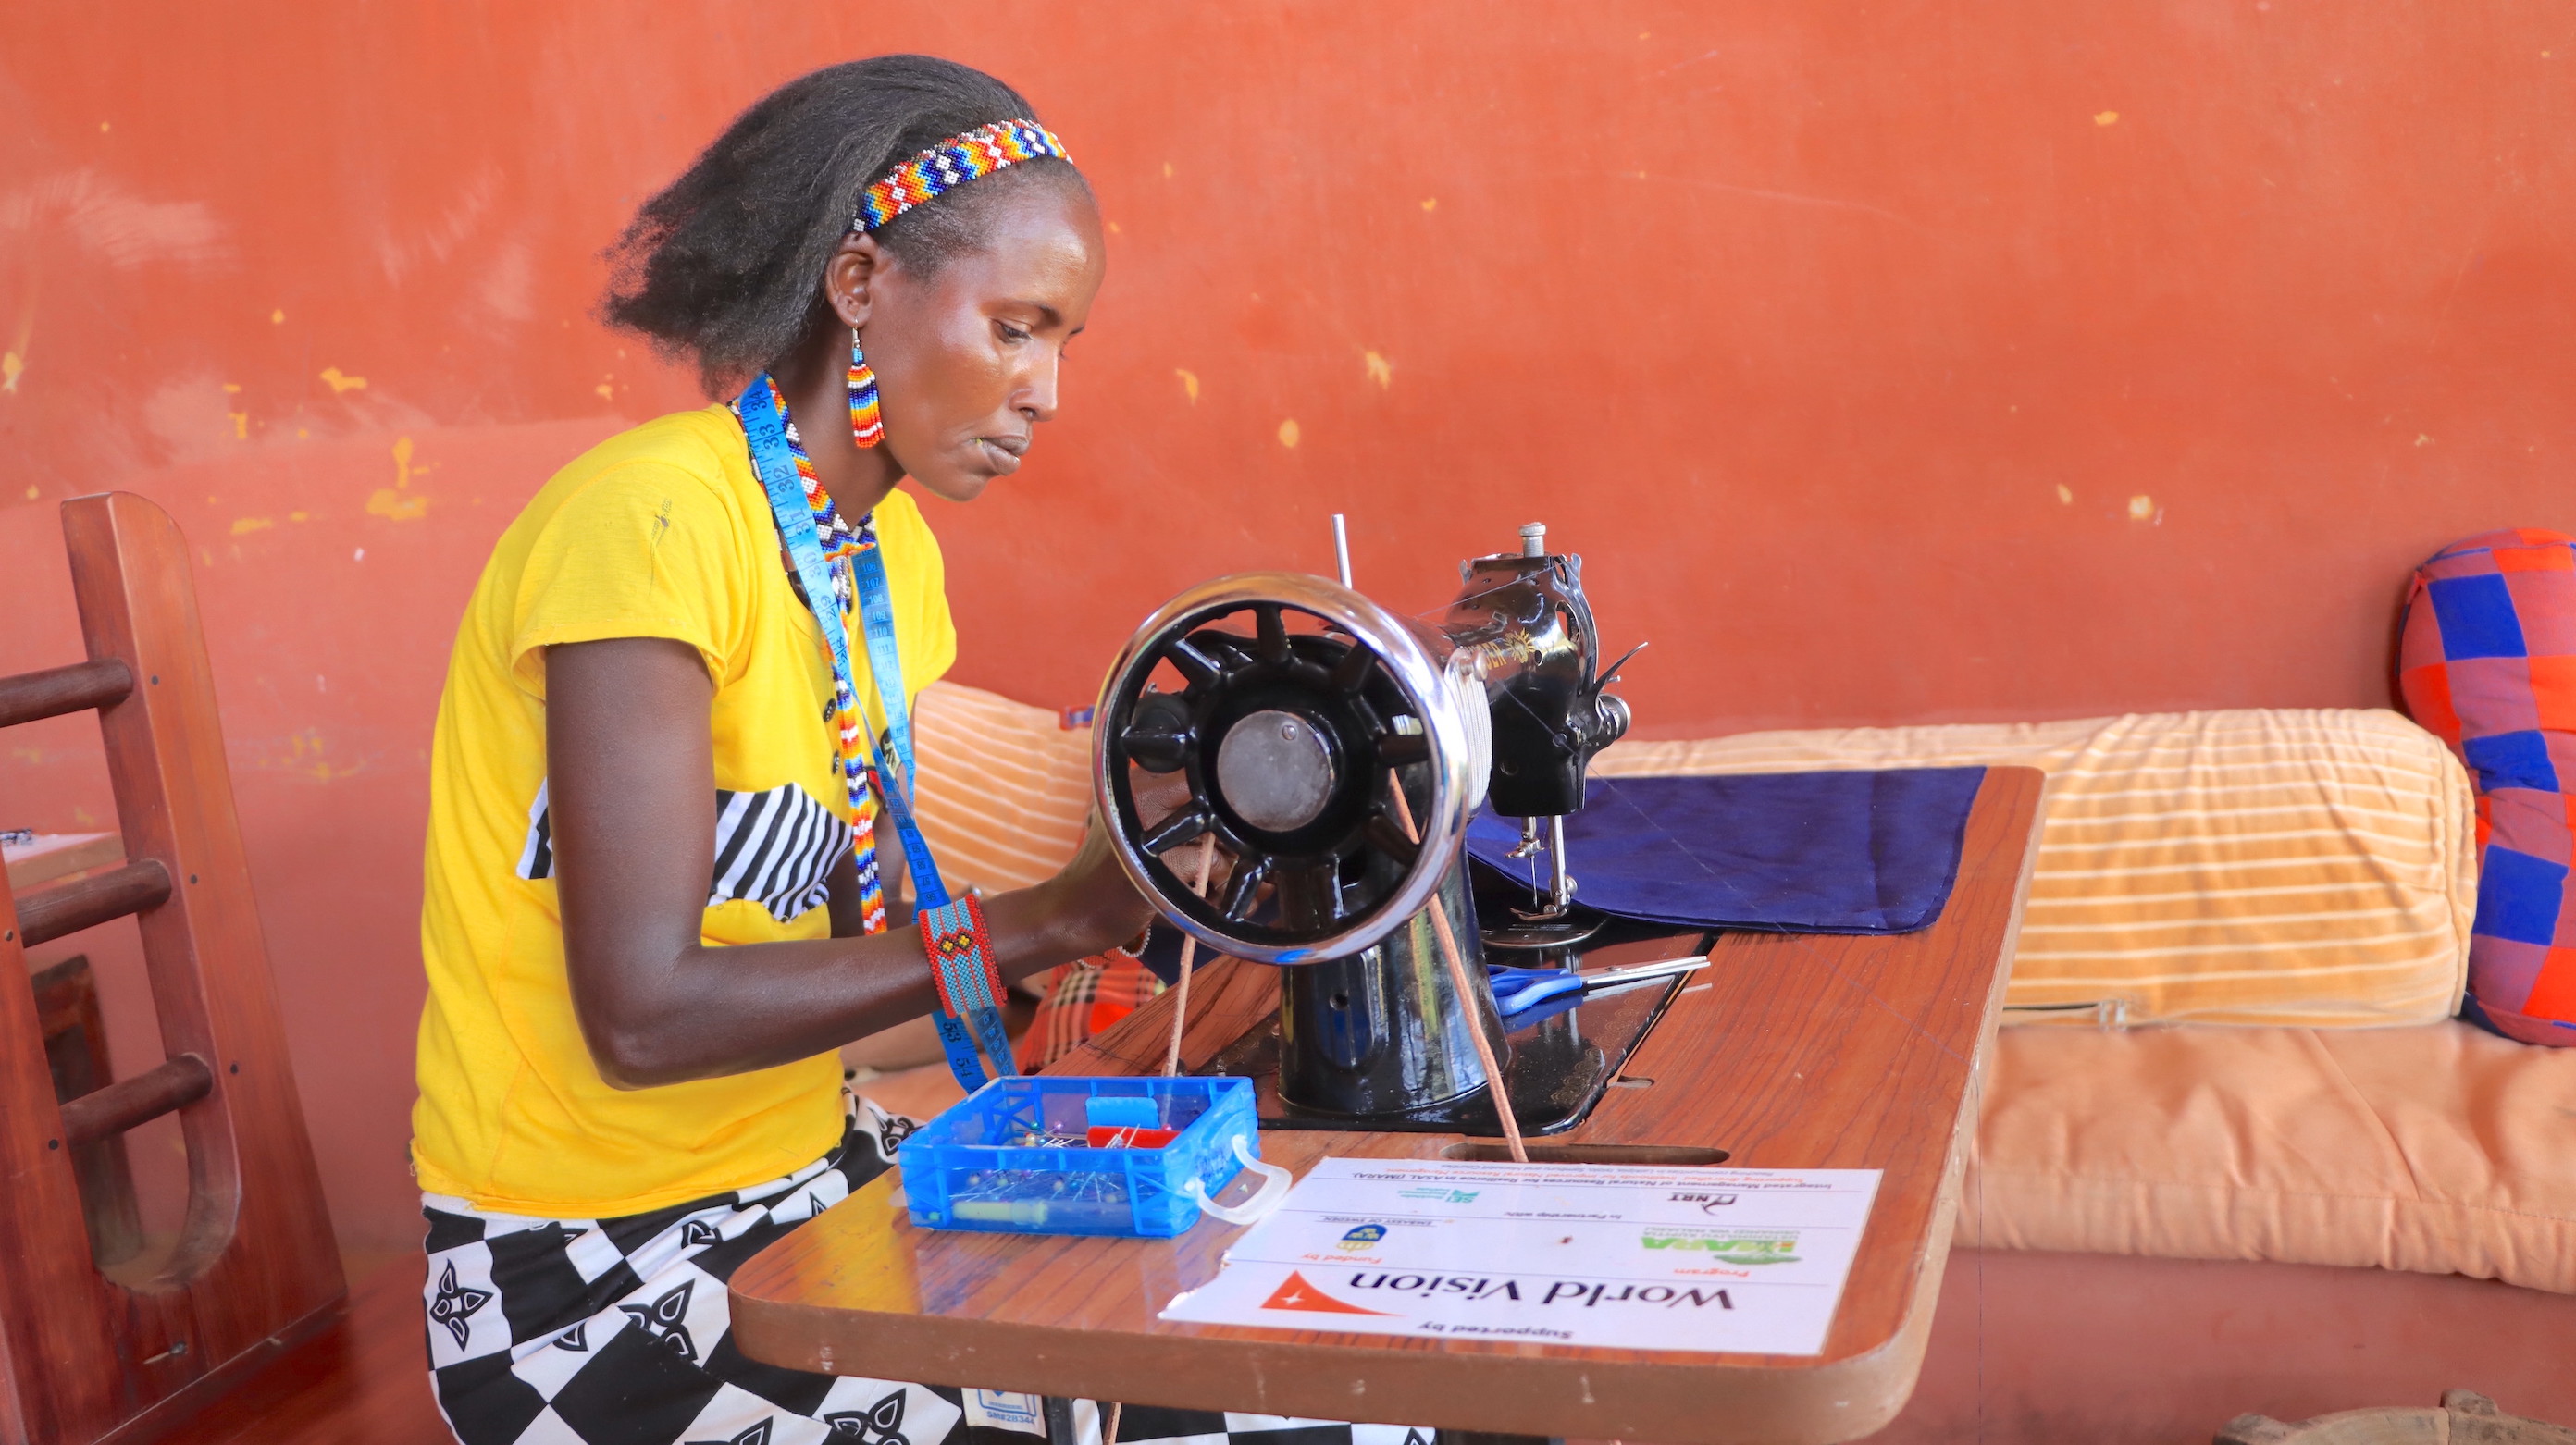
[
  {"left": 737, "top": 377, "right": 874, "bottom": 561},
  {"left": 728, "top": 377, "right": 886, "bottom": 932},
  {"left": 856, "top": 118, "right": 1071, "bottom": 233}
]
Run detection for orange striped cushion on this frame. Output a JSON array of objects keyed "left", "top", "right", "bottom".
[
  {"left": 909, "top": 681, "right": 1092, "bottom": 896},
  {"left": 1598, "top": 710, "right": 2476, "bottom": 1028}
]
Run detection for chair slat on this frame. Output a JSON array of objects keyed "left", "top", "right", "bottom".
[
  {"left": 59, "top": 1054, "right": 214, "bottom": 1149},
  {"left": 17, "top": 858, "right": 173, "bottom": 947},
  {"left": 0, "top": 659, "right": 133, "bottom": 729}
]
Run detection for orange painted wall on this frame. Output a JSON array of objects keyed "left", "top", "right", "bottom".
[{"left": 3, "top": 4, "right": 2570, "bottom": 1251}]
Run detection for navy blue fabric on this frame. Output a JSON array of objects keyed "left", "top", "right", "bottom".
[{"left": 1467, "top": 769, "right": 1987, "bottom": 934}]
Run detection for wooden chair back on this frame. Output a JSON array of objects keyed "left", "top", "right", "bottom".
[{"left": 0, "top": 493, "right": 344, "bottom": 1444}]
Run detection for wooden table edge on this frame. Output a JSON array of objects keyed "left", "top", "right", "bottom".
[{"left": 740, "top": 1288, "right": 1945, "bottom": 1443}]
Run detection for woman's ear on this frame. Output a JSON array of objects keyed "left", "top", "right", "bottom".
[{"left": 824, "top": 232, "right": 887, "bottom": 329}]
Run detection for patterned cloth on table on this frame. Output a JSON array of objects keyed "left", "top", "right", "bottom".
[
  {"left": 422, "top": 1090, "right": 1401, "bottom": 1445},
  {"left": 1017, "top": 948, "right": 1166, "bottom": 1072},
  {"left": 2400, "top": 527, "right": 2576, "bottom": 1044}
]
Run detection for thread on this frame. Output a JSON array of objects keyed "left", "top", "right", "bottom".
[
  {"left": 1163, "top": 834, "right": 1220, "bottom": 1077},
  {"left": 1445, "top": 655, "right": 1493, "bottom": 815},
  {"left": 1385, "top": 771, "right": 1528, "bottom": 1162}
]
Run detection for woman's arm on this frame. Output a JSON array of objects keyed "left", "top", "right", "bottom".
[{"left": 547, "top": 636, "right": 1148, "bottom": 1089}]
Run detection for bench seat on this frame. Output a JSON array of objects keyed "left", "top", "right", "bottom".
[{"left": 1961, "top": 1019, "right": 2576, "bottom": 1293}]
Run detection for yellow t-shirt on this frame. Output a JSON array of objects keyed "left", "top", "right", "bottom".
[{"left": 411, "top": 405, "right": 954, "bottom": 1217}]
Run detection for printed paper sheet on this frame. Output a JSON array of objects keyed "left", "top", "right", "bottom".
[{"left": 1159, "top": 1158, "right": 1880, "bottom": 1355}]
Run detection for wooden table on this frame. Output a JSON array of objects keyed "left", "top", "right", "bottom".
[{"left": 733, "top": 767, "right": 2045, "bottom": 1445}]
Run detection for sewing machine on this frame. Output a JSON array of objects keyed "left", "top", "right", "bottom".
[{"left": 1091, "top": 523, "right": 1660, "bottom": 1132}]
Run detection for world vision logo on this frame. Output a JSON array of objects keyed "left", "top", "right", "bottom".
[
  {"left": 1336, "top": 1224, "right": 1388, "bottom": 1252},
  {"left": 1259, "top": 1271, "right": 1398, "bottom": 1315}
]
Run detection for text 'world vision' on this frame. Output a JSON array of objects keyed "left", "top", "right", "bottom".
[{"left": 1342, "top": 1274, "right": 1735, "bottom": 1310}]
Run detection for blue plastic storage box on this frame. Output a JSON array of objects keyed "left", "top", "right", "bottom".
[{"left": 897, "top": 1075, "right": 1258, "bottom": 1238}]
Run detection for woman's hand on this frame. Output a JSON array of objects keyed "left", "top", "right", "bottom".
[
  {"left": 1029, "top": 760, "right": 1237, "bottom": 955},
  {"left": 1029, "top": 811, "right": 1158, "bottom": 957}
]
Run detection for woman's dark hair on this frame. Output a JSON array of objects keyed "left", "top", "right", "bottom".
[{"left": 602, "top": 56, "right": 1084, "bottom": 394}]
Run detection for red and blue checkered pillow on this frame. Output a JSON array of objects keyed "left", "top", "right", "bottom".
[{"left": 2399, "top": 527, "right": 2576, "bottom": 1044}]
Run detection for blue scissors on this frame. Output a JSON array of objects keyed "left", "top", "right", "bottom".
[{"left": 1487, "top": 956, "right": 1710, "bottom": 1016}]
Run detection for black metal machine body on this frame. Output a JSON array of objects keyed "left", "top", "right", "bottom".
[
  {"left": 1451, "top": 524, "right": 1634, "bottom": 821},
  {"left": 1447, "top": 523, "right": 1640, "bottom": 948},
  {"left": 1092, "top": 525, "right": 1640, "bottom": 1126}
]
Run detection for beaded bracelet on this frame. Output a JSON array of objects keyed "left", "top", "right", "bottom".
[{"left": 921, "top": 895, "right": 1016, "bottom": 1081}]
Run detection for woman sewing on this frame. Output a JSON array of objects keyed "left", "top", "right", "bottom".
[{"left": 409, "top": 56, "right": 1152, "bottom": 1445}]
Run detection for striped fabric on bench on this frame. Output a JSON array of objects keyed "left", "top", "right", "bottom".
[{"left": 1598, "top": 709, "right": 2476, "bottom": 1028}]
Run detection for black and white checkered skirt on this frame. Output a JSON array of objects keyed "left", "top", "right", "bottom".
[{"left": 422, "top": 1093, "right": 1415, "bottom": 1445}]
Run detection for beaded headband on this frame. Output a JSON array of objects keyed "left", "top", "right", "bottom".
[{"left": 854, "top": 118, "right": 1072, "bottom": 232}]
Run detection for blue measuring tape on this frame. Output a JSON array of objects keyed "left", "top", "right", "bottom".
[{"left": 737, "top": 377, "right": 1014, "bottom": 1091}]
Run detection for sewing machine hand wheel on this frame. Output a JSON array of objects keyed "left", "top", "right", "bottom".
[{"left": 1092, "top": 573, "right": 1484, "bottom": 965}]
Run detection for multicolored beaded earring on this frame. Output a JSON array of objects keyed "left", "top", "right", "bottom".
[{"left": 848, "top": 329, "right": 883, "bottom": 448}]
